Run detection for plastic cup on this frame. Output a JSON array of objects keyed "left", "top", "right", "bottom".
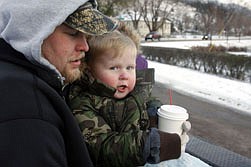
[
  {"left": 157, "top": 105, "right": 189, "bottom": 152},
  {"left": 157, "top": 105, "right": 189, "bottom": 135}
]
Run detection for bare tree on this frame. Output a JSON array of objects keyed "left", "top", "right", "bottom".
[
  {"left": 228, "top": 6, "right": 251, "bottom": 37},
  {"left": 98, "top": 0, "right": 251, "bottom": 36},
  {"left": 195, "top": 0, "right": 218, "bottom": 34},
  {"left": 215, "top": 3, "right": 238, "bottom": 36},
  {"left": 98, "top": 0, "right": 129, "bottom": 16},
  {"left": 141, "top": 0, "right": 179, "bottom": 32},
  {"left": 183, "top": 0, "right": 251, "bottom": 36},
  {"left": 125, "top": 0, "right": 143, "bottom": 30}
]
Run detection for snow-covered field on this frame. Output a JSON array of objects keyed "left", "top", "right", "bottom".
[
  {"left": 141, "top": 38, "right": 251, "bottom": 115},
  {"left": 142, "top": 36, "right": 251, "bottom": 55}
]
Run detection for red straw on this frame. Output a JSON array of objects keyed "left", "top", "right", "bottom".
[{"left": 168, "top": 89, "right": 172, "bottom": 105}]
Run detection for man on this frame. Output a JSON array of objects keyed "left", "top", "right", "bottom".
[{"left": 0, "top": 0, "right": 117, "bottom": 166}]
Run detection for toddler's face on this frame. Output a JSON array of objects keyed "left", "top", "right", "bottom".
[{"left": 89, "top": 49, "right": 136, "bottom": 99}]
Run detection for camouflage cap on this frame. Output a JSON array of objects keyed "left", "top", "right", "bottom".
[{"left": 64, "top": 1, "right": 118, "bottom": 35}]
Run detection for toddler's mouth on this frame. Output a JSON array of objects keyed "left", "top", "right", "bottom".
[{"left": 117, "top": 85, "right": 127, "bottom": 92}]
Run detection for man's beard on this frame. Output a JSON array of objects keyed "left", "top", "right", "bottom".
[
  {"left": 63, "top": 63, "right": 87, "bottom": 83},
  {"left": 63, "top": 68, "right": 82, "bottom": 83}
]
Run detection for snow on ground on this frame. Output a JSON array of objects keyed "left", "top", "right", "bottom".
[
  {"left": 141, "top": 37, "right": 251, "bottom": 115},
  {"left": 141, "top": 37, "right": 251, "bottom": 53},
  {"left": 148, "top": 60, "right": 251, "bottom": 115}
]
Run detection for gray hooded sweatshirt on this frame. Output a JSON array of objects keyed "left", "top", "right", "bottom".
[
  {"left": 0, "top": 0, "right": 95, "bottom": 167},
  {"left": 0, "top": 0, "right": 88, "bottom": 84}
]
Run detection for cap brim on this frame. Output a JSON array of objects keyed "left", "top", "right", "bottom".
[{"left": 65, "top": 7, "right": 118, "bottom": 36}]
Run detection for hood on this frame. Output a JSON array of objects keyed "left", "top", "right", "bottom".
[{"left": 0, "top": 0, "right": 88, "bottom": 81}]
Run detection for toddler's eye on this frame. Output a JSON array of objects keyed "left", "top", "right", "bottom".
[
  {"left": 110, "top": 67, "right": 119, "bottom": 70},
  {"left": 127, "top": 66, "right": 135, "bottom": 70}
]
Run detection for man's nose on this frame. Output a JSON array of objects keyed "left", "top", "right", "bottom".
[{"left": 76, "top": 35, "right": 89, "bottom": 52}]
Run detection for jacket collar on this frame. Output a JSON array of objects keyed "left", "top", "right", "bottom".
[{"left": 0, "top": 39, "right": 62, "bottom": 91}]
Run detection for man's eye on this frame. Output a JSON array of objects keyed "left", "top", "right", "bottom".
[{"left": 68, "top": 31, "right": 79, "bottom": 36}]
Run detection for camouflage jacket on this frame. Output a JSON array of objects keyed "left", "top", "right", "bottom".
[{"left": 69, "top": 69, "right": 160, "bottom": 167}]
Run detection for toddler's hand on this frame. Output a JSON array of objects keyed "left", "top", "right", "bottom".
[{"left": 180, "top": 121, "right": 191, "bottom": 152}]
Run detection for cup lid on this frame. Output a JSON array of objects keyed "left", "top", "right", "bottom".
[{"left": 157, "top": 105, "right": 189, "bottom": 120}]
